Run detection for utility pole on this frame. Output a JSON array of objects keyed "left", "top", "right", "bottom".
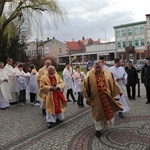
[{"left": 101, "top": 28, "right": 108, "bottom": 61}]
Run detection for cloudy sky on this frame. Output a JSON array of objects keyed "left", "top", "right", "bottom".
[{"left": 30, "top": 0, "right": 150, "bottom": 43}]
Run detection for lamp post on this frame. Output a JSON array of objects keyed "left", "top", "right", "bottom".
[{"left": 101, "top": 28, "right": 108, "bottom": 61}]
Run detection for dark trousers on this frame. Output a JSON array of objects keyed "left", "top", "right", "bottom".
[
  {"left": 66, "top": 89, "right": 76, "bottom": 101},
  {"left": 30, "top": 93, "right": 36, "bottom": 103},
  {"left": 77, "top": 92, "right": 84, "bottom": 106},
  {"left": 19, "top": 89, "right": 26, "bottom": 103},
  {"left": 145, "top": 86, "right": 150, "bottom": 102},
  {"left": 126, "top": 85, "right": 136, "bottom": 99}
]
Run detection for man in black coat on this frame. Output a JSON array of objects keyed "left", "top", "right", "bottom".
[
  {"left": 125, "top": 61, "right": 138, "bottom": 100},
  {"left": 141, "top": 57, "right": 150, "bottom": 104}
]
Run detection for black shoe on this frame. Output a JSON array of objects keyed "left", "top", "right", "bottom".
[
  {"left": 77, "top": 103, "right": 81, "bottom": 107},
  {"left": 67, "top": 99, "right": 72, "bottom": 102},
  {"left": 47, "top": 122, "right": 51, "bottom": 129},
  {"left": 95, "top": 130, "right": 102, "bottom": 138},
  {"left": 132, "top": 98, "right": 136, "bottom": 100},
  {"left": 81, "top": 104, "right": 85, "bottom": 107},
  {"left": 146, "top": 101, "right": 150, "bottom": 104},
  {"left": 129, "top": 98, "right": 132, "bottom": 100},
  {"left": 42, "top": 109, "right": 46, "bottom": 116},
  {"left": 56, "top": 118, "right": 63, "bottom": 123},
  {"left": 119, "top": 112, "right": 124, "bottom": 118}
]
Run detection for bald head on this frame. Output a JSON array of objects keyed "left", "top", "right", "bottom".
[
  {"left": 48, "top": 66, "right": 55, "bottom": 75},
  {"left": 45, "top": 59, "right": 51, "bottom": 68}
]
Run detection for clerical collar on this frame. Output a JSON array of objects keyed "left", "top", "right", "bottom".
[
  {"left": 94, "top": 69, "right": 104, "bottom": 75},
  {"left": 49, "top": 75, "right": 54, "bottom": 77}
]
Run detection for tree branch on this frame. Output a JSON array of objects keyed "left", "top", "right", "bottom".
[{"left": 0, "top": 0, "right": 5, "bottom": 18}]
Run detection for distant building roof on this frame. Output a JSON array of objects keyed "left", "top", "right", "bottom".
[
  {"left": 66, "top": 41, "right": 85, "bottom": 51},
  {"left": 83, "top": 38, "right": 100, "bottom": 46},
  {"left": 113, "top": 21, "right": 146, "bottom": 29}
]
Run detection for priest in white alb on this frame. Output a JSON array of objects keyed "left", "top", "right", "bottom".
[
  {"left": 0, "top": 62, "right": 11, "bottom": 109},
  {"left": 110, "top": 58, "right": 129, "bottom": 118},
  {"left": 4, "top": 58, "right": 18, "bottom": 103}
]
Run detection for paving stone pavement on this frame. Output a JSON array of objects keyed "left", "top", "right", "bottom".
[{"left": 0, "top": 82, "right": 150, "bottom": 150}]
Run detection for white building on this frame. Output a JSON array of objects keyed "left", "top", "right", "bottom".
[
  {"left": 114, "top": 14, "right": 150, "bottom": 61},
  {"left": 114, "top": 21, "right": 147, "bottom": 61},
  {"left": 58, "top": 42, "right": 115, "bottom": 64}
]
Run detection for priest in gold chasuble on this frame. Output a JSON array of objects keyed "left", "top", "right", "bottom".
[
  {"left": 82, "top": 60, "right": 123, "bottom": 138},
  {"left": 40, "top": 66, "right": 67, "bottom": 128}
]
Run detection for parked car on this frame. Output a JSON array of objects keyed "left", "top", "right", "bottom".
[{"left": 134, "top": 59, "right": 148, "bottom": 72}]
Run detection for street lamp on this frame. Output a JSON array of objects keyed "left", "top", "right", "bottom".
[{"left": 101, "top": 28, "right": 108, "bottom": 61}]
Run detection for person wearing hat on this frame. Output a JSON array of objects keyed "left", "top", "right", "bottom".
[
  {"left": 125, "top": 60, "right": 138, "bottom": 100},
  {"left": 141, "top": 57, "right": 150, "bottom": 104}
]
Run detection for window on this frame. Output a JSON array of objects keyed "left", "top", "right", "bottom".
[
  {"left": 128, "top": 29, "right": 132, "bottom": 36},
  {"left": 117, "top": 42, "right": 121, "bottom": 48},
  {"left": 123, "top": 41, "right": 126, "bottom": 47},
  {"left": 128, "top": 41, "right": 132, "bottom": 46},
  {"left": 141, "top": 39, "right": 145, "bottom": 46},
  {"left": 140, "top": 27, "right": 144, "bottom": 35},
  {"left": 135, "top": 40, "right": 139, "bottom": 46},
  {"left": 122, "top": 30, "right": 126, "bottom": 37},
  {"left": 59, "top": 48, "right": 62, "bottom": 54},
  {"left": 134, "top": 28, "right": 139, "bottom": 35},
  {"left": 28, "top": 51, "right": 31, "bottom": 56},
  {"left": 32, "top": 50, "right": 34, "bottom": 56},
  {"left": 116, "top": 30, "right": 121, "bottom": 38}
]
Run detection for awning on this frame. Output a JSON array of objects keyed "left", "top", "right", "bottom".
[{"left": 135, "top": 50, "right": 145, "bottom": 53}]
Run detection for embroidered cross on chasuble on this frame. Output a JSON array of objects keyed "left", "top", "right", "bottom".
[
  {"left": 48, "top": 76, "right": 67, "bottom": 114},
  {"left": 95, "top": 72, "right": 114, "bottom": 121}
]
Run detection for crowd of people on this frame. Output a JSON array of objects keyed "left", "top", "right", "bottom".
[{"left": 0, "top": 56, "right": 150, "bottom": 138}]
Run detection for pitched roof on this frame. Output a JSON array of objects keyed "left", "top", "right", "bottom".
[
  {"left": 83, "top": 38, "right": 100, "bottom": 45},
  {"left": 66, "top": 41, "right": 85, "bottom": 51}
]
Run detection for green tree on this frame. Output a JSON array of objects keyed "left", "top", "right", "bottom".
[{"left": 0, "top": 0, "right": 67, "bottom": 49}]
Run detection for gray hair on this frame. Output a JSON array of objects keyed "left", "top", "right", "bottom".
[{"left": 94, "top": 60, "right": 102, "bottom": 66}]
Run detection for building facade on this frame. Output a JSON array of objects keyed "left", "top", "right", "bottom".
[
  {"left": 146, "top": 14, "right": 150, "bottom": 56},
  {"left": 25, "top": 37, "right": 67, "bottom": 60},
  {"left": 58, "top": 41, "right": 115, "bottom": 64},
  {"left": 114, "top": 21, "right": 147, "bottom": 62}
]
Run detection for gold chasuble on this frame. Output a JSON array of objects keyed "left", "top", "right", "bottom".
[
  {"left": 40, "top": 73, "right": 67, "bottom": 115},
  {"left": 82, "top": 69, "right": 123, "bottom": 121},
  {"left": 95, "top": 72, "right": 114, "bottom": 121}
]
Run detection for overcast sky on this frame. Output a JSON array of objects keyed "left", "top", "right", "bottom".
[{"left": 30, "top": 0, "right": 150, "bottom": 43}]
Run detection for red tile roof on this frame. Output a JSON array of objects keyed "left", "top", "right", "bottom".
[{"left": 66, "top": 41, "right": 85, "bottom": 51}]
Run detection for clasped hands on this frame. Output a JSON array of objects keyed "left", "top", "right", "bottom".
[{"left": 50, "top": 86, "right": 59, "bottom": 91}]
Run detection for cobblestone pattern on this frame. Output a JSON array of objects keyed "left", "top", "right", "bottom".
[
  {"left": 10, "top": 109, "right": 93, "bottom": 150},
  {"left": 0, "top": 81, "right": 150, "bottom": 150},
  {"left": 0, "top": 102, "right": 89, "bottom": 150}
]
